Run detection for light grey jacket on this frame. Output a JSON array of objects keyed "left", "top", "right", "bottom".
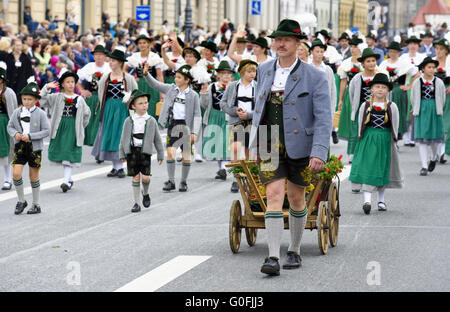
[
  {"left": 7, "top": 106, "right": 50, "bottom": 151},
  {"left": 144, "top": 73, "right": 201, "bottom": 136},
  {"left": 219, "top": 80, "right": 254, "bottom": 126},
  {"left": 119, "top": 115, "right": 164, "bottom": 161},
  {"left": 250, "top": 58, "right": 332, "bottom": 162},
  {"left": 3, "top": 87, "right": 18, "bottom": 118},
  {"left": 357, "top": 101, "right": 403, "bottom": 189},
  {"left": 40, "top": 87, "right": 91, "bottom": 147},
  {"left": 410, "top": 76, "right": 446, "bottom": 116}
]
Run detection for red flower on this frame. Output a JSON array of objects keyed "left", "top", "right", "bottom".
[
  {"left": 66, "top": 98, "right": 73, "bottom": 104},
  {"left": 365, "top": 79, "right": 371, "bottom": 85},
  {"left": 112, "top": 79, "right": 118, "bottom": 84},
  {"left": 37, "top": 90, "right": 40, "bottom": 95},
  {"left": 207, "top": 65, "right": 214, "bottom": 70},
  {"left": 438, "top": 67, "right": 444, "bottom": 73},
  {"left": 142, "top": 61, "right": 146, "bottom": 66},
  {"left": 95, "top": 72, "right": 102, "bottom": 78},
  {"left": 386, "top": 67, "right": 395, "bottom": 72},
  {"left": 171, "top": 59, "right": 178, "bottom": 63},
  {"left": 294, "top": 29, "right": 301, "bottom": 34},
  {"left": 424, "top": 82, "right": 431, "bottom": 86},
  {"left": 350, "top": 67, "right": 359, "bottom": 73},
  {"left": 374, "top": 106, "right": 382, "bottom": 112},
  {"left": 338, "top": 155, "right": 343, "bottom": 160},
  {"left": 221, "top": 84, "right": 226, "bottom": 89},
  {"left": 326, "top": 167, "right": 330, "bottom": 173}
]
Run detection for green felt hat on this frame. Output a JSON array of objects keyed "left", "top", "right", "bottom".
[
  {"left": 366, "top": 33, "right": 377, "bottom": 41},
  {"left": 0, "top": 67, "right": 8, "bottom": 83},
  {"left": 357, "top": 48, "right": 381, "bottom": 63},
  {"left": 200, "top": 41, "right": 218, "bottom": 53},
  {"left": 405, "top": 35, "right": 421, "bottom": 44},
  {"left": 433, "top": 38, "right": 450, "bottom": 52},
  {"left": 268, "top": 19, "right": 304, "bottom": 39},
  {"left": 387, "top": 41, "right": 402, "bottom": 51},
  {"left": 216, "top": 60, "right": 234, "bottom": 73},
  {"left": 420, "top": 31, "right": 434, "bottom": 39},
  {"left": 92, "top": 45, "right": 107, "bottom": 54},
  {"left": 135, "top": 35, "right": 153, "bottom": 45},
  {"left": 418, "top": 57, "right": 439, "bottom": 70},
  {"left": 252, "top": 37, "right": 269, "bottom": 49},
  {"left": 309, "top": 39, "right": 327, "bottom": 51},
  {"left": 20, "top": 82, "right": 41, "bottom": 99},
  {"left": 176, "top": 64, "right": 194, "bottom": 81},
  {"left": 58, "top": 70, "right": 79, "bottom": 85},
  {"left": 237, "top": 37, "right": 248, "bottom": 43},
  {"left": 127, "top": 89, "right": 151, "bottom": 110},
  {"left": 368, "top": 73, "right": 393, "bottom": 91},
  {"left": 237, "top": 59, "right": 258, "bottom": 73},
  {"left": 315, "top": 29, "right": 331, "bottom": 40},
  {"left": 182, "top": 47, "right": 201, "bottom": 61},
  {"left": 349, "top": 37, "right": 363, "bottom": 46},
  {"left": 108, "top": 48, "right": 127, "bottom": 62},
  {"left": 339, "top": 32, "right": 350, "bottom": 41}
]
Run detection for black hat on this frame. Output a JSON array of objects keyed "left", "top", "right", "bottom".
[
  {"left": 357, "top": 48, "right": 381, "bottom": 63},
  {"left": 433, "top": 38, "right": 450, "bottom": 52},
  {"left": 182, "top": 47, "right": 201, "bottom": 61},
  {"left": 418, "top": 57, "right": 439, "bottom": 70},
  {"left": 220, "top": 36, "right": 228, "bottom": 44},
  {"left": 92, "top": 45, "right": 107, "bottom": 54},
  {"left": 108, "top": 48, "right": 128, "bottom": 62},
  {"left": 200, "top": 41, "right": 218, "bottom": 53},
  {"left": 247, "top": 33, "right": 256, "bottom": 42},
  {"left": 405, "top": 35, "right": 421, "bottom": 44},
  {"left": 20, "top": 82, "right": 41, "bottom": 99},
  {"left": 420, "top": 31, "right": 434, "bottom": 38},
  {"left": 237, "top": 59, "right": 258, "bottom": 73},
  {"left": 368, "top": 73, "right": 393, "bottom": 91},
  {"left": 309, "top": 39, "right": 327, "bottom": 51},
  {"left": 268, "top": 19, "right": 304, "bottom": 39},
  {"left": 252, "top": 37, "right": 269, "bottom": 49},
  {"left": 0, "top": 67, "right": 8, "bottom": 83},
  {"left": 315, "top": 29, "right": 331, "bottom": 40},
  {"left": 349, "top": 37, "right": 363, "bottom": 46},
  {"left": 135, "top": 35, "right": 153, "bottom": 45},
  {"left": 366, "top": 33, "right": 377, "bottom": 41},
  {"left": 442, "top": 23, "right": 448, "bottom": 29},
  {"left": 339, "top": 33, "right": 350, "bottom": 41},
  {"left": 387, "top": 41, "right": 402, "bottom": 51},
  {"left": 176, "top": 65, "right": 194, "bottom": 81},
  {"left": 216, "top": 60, "right": 234, "bottom": 73},
  {"left": 127, "top": 89, "right": 151, "bottom": 110},
  {"left": 58, "top": 70, "right": 79, "bottom": 85}
]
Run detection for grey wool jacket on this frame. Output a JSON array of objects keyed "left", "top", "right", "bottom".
[
  {"left": 2, "top": 87, "right": 18, "bottom": 118},
  {"left": 144, "top": 73, "right": 201, "bottom": 136},
  {"left": 7, "top": 106, "right": 50, "bottom": 151},
  {"left": 410, "top": 77, "right": 446, "bottom": 116},
  {"left": 40, "top": 86, "right": 91, "bottom": 147},
  {"left": 219, "top": 80, "right": 254, "bottom": 126},
  {"left": 119, "top": 115, "right": 165, "bottom": 161}
]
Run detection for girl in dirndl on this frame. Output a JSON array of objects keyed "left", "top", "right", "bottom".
[
  {"left": 349, "top": 73, "right": 403, "bottom": 215},
  {"left": 40, "top": 70, "right": 91, "bottom": 192},
  {"left": 411, "top": 57, "right": 446, "bottom": 176},
  {"left": 200, "top": 60, "right": 234, "bottom": 180},
  {"left": 0, "top": 66, "right": 18, "bottom": 191}
]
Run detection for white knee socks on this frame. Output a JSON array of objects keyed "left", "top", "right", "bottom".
[
  {"left": 419, "top": 144, "right": 428, "bottom": 169},
  {"left": 364, "top": 191, "right": 372, "bottom": 204},
  {"left": 377, "top": 188, "right": 385, "bottom": 203},
  {"left": 430, "top": 143, "right": 440, "bottom": 161},
  {"left": 113, "top": 160, "right": 123, "bottom": 170},
  {"left": 3, "top": 165, "right": 12, "bottom": 183},
  {"left": 63, "top": 165, "right": 73, "bottom": 185}
]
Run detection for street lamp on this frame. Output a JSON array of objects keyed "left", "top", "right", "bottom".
[
  {"left": 185, "top": 0, "right": 193, "bottom": 43},
  {"left": 328, "top": 0, "right": 333, "bottom": 30}
]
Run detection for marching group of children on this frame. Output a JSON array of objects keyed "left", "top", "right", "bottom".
[{"left": 1, "top": 30, "right": 449, "bottom": 216}]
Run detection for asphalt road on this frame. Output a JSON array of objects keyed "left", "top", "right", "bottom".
[{"left": 0, "top": 137, "right": 449, "bottom": 292}]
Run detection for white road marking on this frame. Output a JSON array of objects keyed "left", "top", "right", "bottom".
[{"left": 115, "top": 255, "right": 212, "bottom": 292}]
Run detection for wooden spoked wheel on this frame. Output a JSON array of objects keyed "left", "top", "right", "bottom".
[
  {"left": 229, "top": 200, "right": 242, "bottom": 253},
  {"left": 327, "top": 182, "right": 340, "bottom": 247},
  {"left": 245, "top": 228, "right": 258, "bottom": 247},
  {"left": 317, "top": 201, "right": 329, "bottom": 255}
]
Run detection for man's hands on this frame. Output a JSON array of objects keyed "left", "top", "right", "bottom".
[
  {"left": 309, "top": 157, "right": 325, "bottom": 172},
  {"left": 15, "top": 133, "right": 30, "bottom": 142}
]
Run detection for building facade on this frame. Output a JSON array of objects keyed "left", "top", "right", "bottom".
[{"left": 339, "top": 0, "right": 368, "bottom": 36}]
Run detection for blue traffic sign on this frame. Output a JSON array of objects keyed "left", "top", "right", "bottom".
[
  {"left": 251, "top": 0, "right": 261, "bottom": 15},
  {"left": 136, "top": 6, "right": 151, "bottom": 21}
]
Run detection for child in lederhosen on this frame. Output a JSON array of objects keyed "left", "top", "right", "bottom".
[
  {"left": 40, "top": 70, "right": 91, "bottom": 192},
  {"left": 7, "top": 83, "right": 50, "bottom": 214},
  {"left": 119, "top": 90, "right": 164, "bottom": 213},
  {"left": 349, "top": 73, "right": 403, "bottom": 214}
]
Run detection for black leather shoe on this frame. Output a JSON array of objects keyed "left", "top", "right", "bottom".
[
  {"left": 261, "top": 257, "right": 280, "bottom": 276},
  {"left": 440, "top": 154, "right": 447, "bottom": 164},
  {"left": 332, "top": 131, "right": 339, "bottom": 144},
  {"left": 107, "top": 169, "right": 118, "bottom": 177},
  {"left": 117, "top": 169, "right": 126, "bottom": 178},
  {"left": 420, "top": 168, "right": 428, "bottom": 176},
  {"left": 363, "top": 203, "right": 371, "bottom": 215},
  {"left": 163, "top": 180, "right": 176, "bottom": 191},
  {"left": 378, "top": 202, "right": 387, "bottom": 212},
  {"left": 96, "top": 159, "right": 104, "bottom": 164},
  {"left": 27, "top": 204, "right": 41, "bottom": 214},
  {"left": 68, "top": 181, "right": 74, "bottom": 190},
  {"left": 2, "top": 181, "right": 12, "bottom": 190},
  {"left": 428, "top": 160, "right": 437, "bottom": 172},
  {"left": 231, "top": 181, "right": 239, "bottom": 193},
  {"left": 179, "top": 181, "right": 188, "bottom": 192},
  {"left": 131, "top": 203, "right": 141, "bottom": 213},
  {"left": 14, "top": 201, "right": 28, "bottom": 215},
  {"left": 351, "top": 189, "right": 360, "bottom": 194},
  {"left": 142, "top": 194, "right": 151, "bottom": 208},
  {"left": 60, "top": 183, "right": 70, "bottom": 193},
  {"left": 282, "top": 251, "right": 302, "bottom": 270},
  {"left": 410, "top": 143, "right": 416, "bottom": 147},
  {"left": 215, "top": 169, "right": 227, "bottom": 180}
]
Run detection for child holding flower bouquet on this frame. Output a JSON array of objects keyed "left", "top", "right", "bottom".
[
  {"left": 40, "top": 70, "right": 91, "bottom": 192},
  {"left": 349, "top": 73, "right": 403, "bottom": 214}
]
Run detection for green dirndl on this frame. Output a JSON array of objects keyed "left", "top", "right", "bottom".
[
  {"left": 48, "top": 116, "right": 82, "bottom": 164},
  {"left": 202, "top": 108, "right": 230, "bottom": 160},
  {"left": 101, "top": 98, "right": 129, "bottom": 151},
  {"left": 349, "top": 127, "right": 391, "bottom": 187},
  {"left": 414, "top": 98, "right": 444, "bottom": 143},
  {"left": 443, "top": 84, "right": 450, "bottom": 154},
  {"left": 334, "top": 73, "right": 340, "bottom": 111},
  {"left": 391, "top": 84, "right": 408, "bottom": 135},
  {"left": 347, "top": 102, "right": 362, "bottom": 155},
  {"left": 0, "top": 113, "right": 10, "bottom": 157},
  {"left": 83, "top": 93, "right": 100, "bottom": 146},
  {"left": 138, "top": 78, "right": 160, "bottom": 118},
  {"left": 337, "top": 89, "right": 351, "bottom": 139}
]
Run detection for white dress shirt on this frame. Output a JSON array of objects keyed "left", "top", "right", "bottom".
[
  {"left": 20, "top": 106, "right": 37, "bottom": 136},
  {"left": 132, "top": 112, "right": 150, "bottom": 146},
  {"left": 272, "top": 58, "right": 299, "bottom": 91},
  {"left": 237, "top": 80, "right": 256, "bottom": 113},
  {"left": 173, "top": 87, "right": 191, "bottom": 120}
]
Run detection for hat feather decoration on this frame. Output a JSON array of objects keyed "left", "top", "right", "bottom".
[
  {"left": 0, "top": 61, "right": 6, "bottom": 71},
  {"left": 122, "top": 91, "right": 131, "bottom": 104},
  {"left": 190, "top": 63, "right": 211, "bottom": 84}
]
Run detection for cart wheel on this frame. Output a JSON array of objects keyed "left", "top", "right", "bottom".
[
  {"left": 245, "top": 228, "right": 258, "bottom": 247},
  {"left": 327, "top": 182, "right": 340, "bottom": 247},
  {"left": 317, "top": 201, "right": 329, "bottom": 255},
  {"left": 229, "top": 200, "right": 242, "bottom": 253}
]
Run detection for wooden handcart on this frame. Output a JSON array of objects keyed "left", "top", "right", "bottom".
[{"left": 226, "top": 160, "right": 341, "bottom": 255}]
